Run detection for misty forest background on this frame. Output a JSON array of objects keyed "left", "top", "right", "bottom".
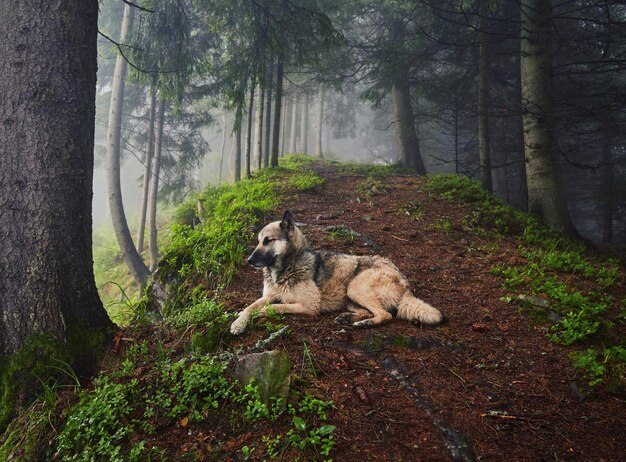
[
  {"left": 94, "top": 0, "right": 626, "bottom": 297},
  {"left": 1, "top": 0, "right": 626, "bottom": 460}
]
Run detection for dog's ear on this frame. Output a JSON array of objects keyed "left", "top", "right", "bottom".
[{"left": 280, "top": 210, "right": 294, "bottom": 233}]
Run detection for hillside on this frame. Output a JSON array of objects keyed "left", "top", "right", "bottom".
[{"left": 2, "top": 158, "right": 624, "bottom": 461}]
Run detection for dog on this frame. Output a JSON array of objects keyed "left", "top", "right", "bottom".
[{"left": 230, "top": 211, "right": 444, "bottom": 335}]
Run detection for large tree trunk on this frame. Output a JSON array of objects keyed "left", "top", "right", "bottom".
[
  {"left": 263, "top": 62, "right": 274, "bottom": 168},
  {"left": 280, "top": 94, "right": 287, "bottom": 156},
  {"left": 255, "top": 87, "right": 264, "bottom": 170},
  {"left": 137, "top": 90, "right": 157, "bottom": 254},
  {"left": 0, "top": 0, "right": 114, "bottom": 426},
  {"left": 478, "top": 0, "right": 493, "bottom": 192},
  {"left": 300, "top": 92, "right": 309, "bottom": 153},
  {"left": 105, "top": 3, "right": 150, "bottom": 283},
  {"left": 390, "top": 20, "right": 426, "bottom": 174},
  {"left": 148, "top": 99, "right": 166, "bottom": 272},
  {"left": 270, "top": 59, "right": 284, "bottom": 167},
  {"left": 520, "top": 0, "right": 577, "bottom": 236},
  {"left": 289, "top": 93, "right": 298, "bottom": 153},
  {"left": 316, "top": 83, "right": 325, "bottom": 158}
]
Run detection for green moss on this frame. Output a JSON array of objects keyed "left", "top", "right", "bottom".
[{"left": 0, "top": 324, "right": 110, "bottom": 433}]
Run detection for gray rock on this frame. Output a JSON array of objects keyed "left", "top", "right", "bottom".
[{"left": 233, "top": 350, "right": 291, "bottom": 408}]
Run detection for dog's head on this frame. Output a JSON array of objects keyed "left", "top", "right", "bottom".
[{"left": 247, "top": 211, "right": 307, "bottom": 268}]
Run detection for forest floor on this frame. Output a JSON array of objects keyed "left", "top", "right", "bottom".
[{"left": 210, "top": 164, "right": 625, "bottom": 461}]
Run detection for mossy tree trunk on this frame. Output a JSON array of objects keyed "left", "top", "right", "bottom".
[
  {"left": 0, "top": 0, "right": 114, "bottom": 427},
  {"left": 520, "top": 0, "right": 578, "bottom": 237}
]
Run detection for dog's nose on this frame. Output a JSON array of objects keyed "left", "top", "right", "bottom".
[{"left": 247, "top": 253, "right": 255, "bottom": 265}]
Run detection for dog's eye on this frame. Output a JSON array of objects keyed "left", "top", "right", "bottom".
[{"left": 263, "top": 237, "right": 275, "bottom": 245}]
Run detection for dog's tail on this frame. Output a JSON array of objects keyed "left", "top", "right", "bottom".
[{"left": 396, "top": 291, "right": 444, "bottom": 325}]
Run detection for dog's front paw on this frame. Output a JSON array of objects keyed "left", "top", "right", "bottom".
[
  {"left": 334, "top": 312, "right": 354, "bottom": 325},
  {"left": 230, "top": 318, "right": 248, "bottom": 335},
  {"left": 352, "top": 319, "right": 374, "bottom": 328}
]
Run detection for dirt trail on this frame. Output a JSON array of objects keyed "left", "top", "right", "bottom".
[{"left": 224, "top": 168, "right": 625, "bottom": 461}]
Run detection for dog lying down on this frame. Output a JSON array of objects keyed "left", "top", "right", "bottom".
[{"left": 230, "top": 211, "right": 444, "bottom": 335}]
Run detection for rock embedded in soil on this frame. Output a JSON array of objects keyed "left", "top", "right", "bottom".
[{"left": 233, "top": 350, "right": 291, "bottom": 409}]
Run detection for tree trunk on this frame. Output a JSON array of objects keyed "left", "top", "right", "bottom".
[
  {"left": 300, "top": 92, "right": 309, "bottom": 153},
  {"left": 601, "top": 134, "right": 613, "bottom": 243},
  {"left": 105, "top": 3, "right": 150, "bottom": 283},
  {"left": 234, "top": 104, "right": 243, "bottom": 181},
  {"left": 148, "top": 99, "right": 165, "bottom": 272},
  {"left": 289, "top": 93, "right": 299, "bottom": 153},
  {"left": 270, "top": 59, "right": 284, "bottom": 167},
  {"left": 0, "top": 0, "right": 114, "bottom": 426},
  {"left": 219, "top": 113, "right": 227, "bottom": 183},
  {"left": 390, "top": 19, "right": 426, "bottom": 174},
  {"left": 280, "top": 94, "right": 287, "bottom": 156},
  {"left": 137, "top": 90, "right": 157, "bottom": 253},
  {"left": 520, "top": 0, "right": 577, "bottom": 236},
  {"left": 316, "top": 83, "right": 325, "bottom": 158},
  {"left": 255, "top": 87, "right": 264, "bottom": 170},
  {"left": 245, "top": 78, "right": 256, "bottom": 179},
  {"left": 478, "top": 0, "right": 493, "bottom": 192},
  {"left": 263, "top": 61, "right": 274, "bottom": 168}
]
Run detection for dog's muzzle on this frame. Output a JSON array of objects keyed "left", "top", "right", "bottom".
[{"left": 247, "top": 249, "right": 275, "bottom": 268}]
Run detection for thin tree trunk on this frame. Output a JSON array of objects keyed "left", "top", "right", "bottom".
[
  {"left": 137, "top": 90, "right": 157, "bottom": 253},
  {"left": 255, "top": 87, "right": 264, "bottom": 170},
  {"left": 263, "top": 61, "right": 274, "bottom": 168},
  {"left": 280, "top": 94, "right": 287, "bottom": 156},
  {"left": 300, "top": 92, "right": 309, "bottom": 153},
  {"left": 316, "top": 83, "right": 325, "bottom": 158},
  {"left": 219, "top": 113, "right": 227, "bottom": 183},
  {"left": 289, "top": 93, "right": 298, "bottom": 153},
  {"left": 105, "top": 3, "right": 150, "bottom": 283},
  {"left": 0, "top": 0, "right": 114, "bottom": 422},
  {"left": 478, "top": 0, "right": 493, "bottom": 192},
  {"left": 520, "top": 0, "right": 577, "bottom": 236},
  {"left": 270, "top": 59, "right": 284, "bottom": 167},
  {"left": 234, "top": 104, "right": 243, "bottom": 181},
  {"left": 148, "top": 99, "right": 165, "bottom": 272},
  {"left": 245, "top": 77, "right": 256, "bottom": 179},
  {"left": 601, "top": 134, "right": 613, "bottom": 243}
]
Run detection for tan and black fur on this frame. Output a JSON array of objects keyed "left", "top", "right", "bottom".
[{"left": 230, "top": 211, "right": 444, "bottom": 335}]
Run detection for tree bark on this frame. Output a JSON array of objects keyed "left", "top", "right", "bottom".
[
  {"left": 0, "top": 0, "right": 113, "bottom": 354},
  {"left": 316, "top": 83, "right": 325, "bottom": 158},
  {"left": 478, "top": 0, "right": 493, "bottom": 192},
  {"left": 255, "top": 87, "right": 264, "bottom": 170},
  {"left": 289, "top": 93, "right": 299, "bottom": 153},
  {"left": 270, "top": 59, "right": 284, "bottom": 167},
  {"left": 137, "top": 90, "right": 157, "bottom": 254},
  {"left": 300, "top": 92, "right": 309, "bottom": 153},
  {"left": 280, "top": 94, "right": 287, "bottom": 157},
  {"left": 105, "top": 3, "right": 150, "bottom": 283},
  {"left": 148, "top": 99, "right": 165, "bottom": 272},
  {"left": 520, "top": 0, "right": 578, "bottom": 236}
]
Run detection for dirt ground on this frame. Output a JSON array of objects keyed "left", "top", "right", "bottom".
[{"left": 221, "top": 167, "right": 625, "bottom": 461}]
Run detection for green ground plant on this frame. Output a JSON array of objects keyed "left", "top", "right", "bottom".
[{"left": 428, "top": 173, "right": 624, "bottom": 390}]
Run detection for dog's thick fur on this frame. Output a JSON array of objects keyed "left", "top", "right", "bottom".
[{"left": 230, "top": 211, "right": 444, "bottom": 335}]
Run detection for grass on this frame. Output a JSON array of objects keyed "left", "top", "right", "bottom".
[{"left": 427, "top": 172, "right": 625, "bottom": 391}]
